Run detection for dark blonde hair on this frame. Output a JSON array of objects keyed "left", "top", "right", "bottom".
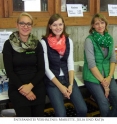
[
  {"left": 89, "top": 13, "right": 108, "bottom": 34},
  {"left": 17, "top": 12, "right": 33, "bottom": 24},
  {"left": 43, "top": 14, "right": 69, "bottom": 38}
]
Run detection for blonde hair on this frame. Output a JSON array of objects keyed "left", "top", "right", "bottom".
[{"left": 17, "top": 12, "right": 33, "bottom": 24}]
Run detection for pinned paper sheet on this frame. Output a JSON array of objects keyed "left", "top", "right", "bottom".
[
  {"left": 0, "top": 32, "right": 12, "bottom": 53},
  {"left": 67, "top": 4, "right": 83, "bottom": 17},
  {"left": 108, "top": 4, "right": 117, "bottom": 16}
]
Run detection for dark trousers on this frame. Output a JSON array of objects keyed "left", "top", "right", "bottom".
[{"left": 14, "top": 104, "right": 45, "bottom": 117}]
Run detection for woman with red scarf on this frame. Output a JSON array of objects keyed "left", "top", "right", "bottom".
[{"left": 41, "top": 14, "right": 87, "bottom": 117}]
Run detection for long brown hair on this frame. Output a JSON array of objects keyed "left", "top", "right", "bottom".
[
  {"left": 42, "top": 14, "right": 69, "bottom": 38},
  {"left": 89, "top": 13, "right": 108, "bottom": 34}
]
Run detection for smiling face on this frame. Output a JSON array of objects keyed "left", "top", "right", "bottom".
[
  {"left": 49, "top": 18, "right": 64, "bottom": 39},
  {"left": 17, "top": 15, "right": 33, "bottom": 39},
  {"left": 93, "top": 18, "right": 106, "bottom": 35},
  {"left": 89, "top": 14, "right": 108, "bottom": 34}
]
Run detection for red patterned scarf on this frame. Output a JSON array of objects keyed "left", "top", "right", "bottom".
[{"left": 47, "top": 34, "right": 66, "bottom": 55}]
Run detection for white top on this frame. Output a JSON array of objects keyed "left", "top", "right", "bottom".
[{"left": 41, "top": 38, "right": 74, "bottom": 80}]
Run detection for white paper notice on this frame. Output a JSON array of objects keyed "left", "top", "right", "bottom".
[
  {"left": 67, "top": 4, "right": 83, "bottom": 17},
  {"left": 23, "top": 0, "right": 41, "bottom": 11},
  {"left": 22, "top": 0, "right": 36, "bottom": 1},
  {"left": 108, "top": 4, "right": 117, "bottom": 16},
  {"left": 0, "top": 32, "right": 12, "bottom": 53}
]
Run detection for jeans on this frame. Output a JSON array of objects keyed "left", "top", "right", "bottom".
[
  {"left": 45, "top": 76, "right": 87, "bottom": 117},
  {"left": 84, "top": 79, "right": 117, "bottom": 117}
]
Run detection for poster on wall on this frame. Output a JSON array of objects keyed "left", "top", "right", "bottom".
[{"left": 0, "top": 32, "right": 12, "bottom": 53}]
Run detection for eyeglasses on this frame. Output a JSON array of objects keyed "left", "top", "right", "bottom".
[{"left": 18, "top": 22, "right": 32, "bottom": 27}]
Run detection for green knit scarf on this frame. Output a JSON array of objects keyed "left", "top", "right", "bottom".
[
  {"left": 9, "top": 31, "right": 38, "bottom": 53},
  {"left": 92, "top": 31, "right": 112, "bottom": 47}
]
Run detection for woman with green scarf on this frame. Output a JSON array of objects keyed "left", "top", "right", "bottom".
[
  {"left": 83, "top": 13, "right": 117, "bottom": 117},
  {"left": 2, "top": 12, "right": 46, "bottom": 117}
]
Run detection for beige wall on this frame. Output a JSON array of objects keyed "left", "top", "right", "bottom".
[{"left": 0, "top": 25, "right": 117, "bottom": 69}]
